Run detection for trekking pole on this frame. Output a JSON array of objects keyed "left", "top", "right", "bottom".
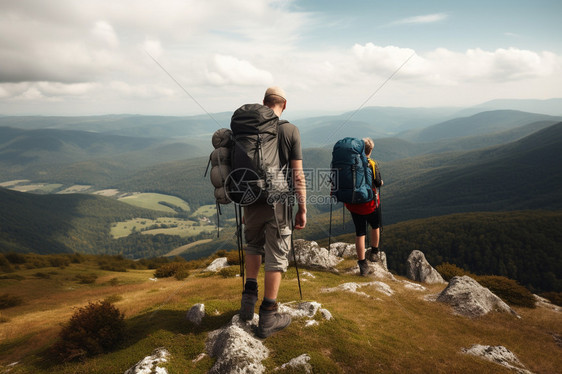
[
  {"left": 289, "top": 204, "right": 303, "bottom": 300},
  {"left": 328, "top": 201, "right": 333, "bottom": 250},
  {"left": 234, "top": 204, "right": 245, "bottom": 291}
]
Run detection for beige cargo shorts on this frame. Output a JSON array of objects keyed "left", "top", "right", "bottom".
[{"left": 243, "top": 202, "right": 292, "bottom": 272}]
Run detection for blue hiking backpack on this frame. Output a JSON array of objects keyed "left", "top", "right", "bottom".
[{"left": 331, "top": 137, "right": 374, "bottom": 204}]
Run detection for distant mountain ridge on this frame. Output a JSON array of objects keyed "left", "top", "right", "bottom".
[
  {"left": 398, "top": 110, "right": 562, "bottom": 142},
  {"left": 382, "top": 121, "right": 562, "bottom": 222},
  {"left": 0, "top": 126, "right": 206, "bottom": 182}
]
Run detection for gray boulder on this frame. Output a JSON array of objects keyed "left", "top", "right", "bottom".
[
  {"left": 206, "top": 315, "right": 268, "bottom": 374},
  {"left": 186, "top": 303, "right": 205, "bottom": 325},
  {"left": 291, "top": 240, "right": 342, "bottom": 270},
  {"left": 349, "top": 249, "right": 395, "bottom": 280},
  {"left": 329, "top": 242, "right": 356, "bottom": 258},
  {"left": 437, "top": 276, "right": 519, "bottom": 318},
  {"left": 462, "top": 345, "right": 533, "bottom": 374},
  {"left": 124, "top": 347, "right": 170, "bottom": 374},
  {"left": 275, "top": 354, "right": 312, "bottom": 373},
  {"left": 406, "top": 250, "right": 446, "bottom": 284},
  {"left": 205, "top": 257, "right": 229, "bottom": 272}
]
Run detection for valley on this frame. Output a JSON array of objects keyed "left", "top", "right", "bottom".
[{"left": 1, "top": 102, "right": 561, "bottom": 292}]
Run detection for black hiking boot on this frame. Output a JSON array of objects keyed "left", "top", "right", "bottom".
[
  {"left": 368, "top": 250, "right": 380, "bottom": 263},
  {"left": 358, "top": 260, "right": 370, "bottom": 276},
  {"left": 257, "top": 302, "right": 291, "bottom": 338},
  {"left": 239, "top": 290, "right": 258, "bottom": 321}
]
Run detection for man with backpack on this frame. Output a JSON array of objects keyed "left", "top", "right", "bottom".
[{"left": 236, "top": 86, "right": 307, "bottom": 338}]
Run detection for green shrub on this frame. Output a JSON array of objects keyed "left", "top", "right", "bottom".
[
  {"left": 69, "top": 253, "right": 84, "bottom": 264},
  {"left": 0, "top": 274, "right": 24, "bottom": 281},
  {"left": 476, "top": 275, "right": 536, "bottom": 308},
  {"left": 218, "top": 266, "right": 239, "bottom": 278},
  {"left": 103, "top": 295, "right": 123, "bottom": 304},
  {"left": 5, "top": 253, "right": 26, "bottom": 264},
  {"left": 75, "top": 273, "right": 98, "bottom": 284},
  {"left": 154, "top": 262, "right": 190, "bottom": 279},
  {"left": 435, "top": 262, "right": 474, "bottom": 281},
  {"left": 174, "top": 268, "right": 190, "bottom": 280},
  {"left": 0, "top": 254, "right": 14, "bottom": 273},
  {"left": 225, "top": 250, "right": 241, "bottom": 265},
  {"left": 540, "top": 292, "right": 562, "bottom": 307},
  {"left": 97, "top": 255, "right": 131, "bottom": 272},
  {"left": 0, "top": 294, "right": 24, "bottom": 309},
  {"left": 53, "top": 301, "right": 125, "bottom": 361},
  {"left": 33, "top": 272, "right": 51, "bottom": 279},
  {"left": 138, "top": 257, "right": 170, "bottom": 270},
  {"left": 48, "top": 256, "right": 70, "bottom": 268}
]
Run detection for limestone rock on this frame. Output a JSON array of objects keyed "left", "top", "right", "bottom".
[
  {"left": 275, "top": 354, "right": 312, "bottom": 373},
  {"left": 206, "top": 314, "right": 268, "bottom": 374},
  {"left": 302, "top": 271, "right": 316, "bottom": 279},
  {"left": 402, "top": 280, "right": 427, "bottom": 291},
  {"left": 279, "top": 301, "right": 321, "bottom": 318},
  {"left": 124, "top": 348, "right": 170, "bottom": 374},
  {"left": 291, "top": 240, "right": 342, "bottom": 270},
  {"left": 534, "top": 294, "right": 561, "bottom": 312},
  {"left": 323, "top": 281, "right": 394, "bottom": 297},
  {"left": 329, "top": 242, "right": 356, "bottom": 258},
  {"left": 351, "top": 250, "right": 395, "bottom": 281},
  {"left": 278, "top": 301, "right": 333, "bottom": 326},
  {"left": 462, "top": 345, "right": 533, "bottom": 374},
  {"left": 205, "top": 257, "right": 229, "bottom": 272},
  {"left": 406, "top": 250, "right": 446, "bottom": 284},
  {"left": 367, "top": 248, "right": 389, "bottom": 270},
  {"left": 320, "top": 308, "right": 333, "bottom": 321},
  {"left": 437, "top": 276, "right": 519, "bottom": 318},
  {"left": 186, "top": 303, "right": 205, "bottom": 325}
]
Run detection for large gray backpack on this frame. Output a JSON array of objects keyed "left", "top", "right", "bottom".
[{"left": 227, "top": 103, "right": 289, "bottom": 205}]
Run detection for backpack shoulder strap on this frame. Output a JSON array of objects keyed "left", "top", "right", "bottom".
[{"left": 368, "top": 158, "right": 376, "bottom": 176}]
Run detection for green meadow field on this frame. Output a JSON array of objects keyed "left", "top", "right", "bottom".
[
  {"left": 110, "top": 217, "right": 214, "bottom": 239},
  {"left": 118, "top": 193, "right": 191, "bottom": 213}
]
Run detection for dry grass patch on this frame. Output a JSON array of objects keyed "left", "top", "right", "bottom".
[{"left": 1, "top": 256, "right": 561, "bottom": 373}]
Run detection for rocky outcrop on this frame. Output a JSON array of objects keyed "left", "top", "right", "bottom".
[
  {"left": 534, "top": 294, "right": 561, "bottom": 312},
  {"left": 290, "top": 240, "right": 342, "bottom": 270},
  {"left": 274, "top": 354, "right": 312, "bottom": 373},
  {"left": 402, "top": 280, "right": 427, "bottom": 291},
  {"left": 186, "top": 303, "right": 205, "bottom": 325},
  {"left": 322, "top": 281, "right": 394, "bottom": 297},
  {"left": 206, "top": 314, "right": 268, "bottom": 374},
  {"left": 349, "top": 249, "right": 395, "bottom": 281},
  {"left": 462, "top": 345, "right": 533, "bottom": 374},
  {"left": 406, "top": 250, "right": 446, "bottom": 284},
  {"left": 124, "top": 348, "right": 170, "bottom": 374},
  {"left": 328, "top": 242, "right": 356, "bottom": 258},
  {"left": 437, "top": 276, "right": 519, "bottom": 318},
  {"left": 205, "top": 301, "right": 326, "bottom": 373},
  {"left": 205, "top": 257, "right": 229, "bottom": 272},
  {"left": 279, "top": 301, "right": 333, "bottom": 324}
]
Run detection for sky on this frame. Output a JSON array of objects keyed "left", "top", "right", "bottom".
[{"left": 0, "top": 0, "right": 561, "bottom": 116}]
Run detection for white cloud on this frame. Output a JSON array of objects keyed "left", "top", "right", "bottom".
[
  {"left": 391, "top": 13, "right": 448, "bottom": 25},
  {"left": 91, "top": 21, "right": 119, "bottom": 49},
  {"left": 352, "top": 43, "right": 561, "bottom": 87},
  {"left": 353, "top": 44, "right": 417, "bottom": 76},
  {"left": 0, "top": 1, "right": 559, "bottom": 115},
  {"left": 142, "top": 38, "right": 163, "bottom": 60},
  {"left": 205, "top": 55, "right": 274, "bottom": 86}
]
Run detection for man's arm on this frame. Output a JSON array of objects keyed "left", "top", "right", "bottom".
[{"left": 291, "top": 159, "right": 306, "bottom": 230}]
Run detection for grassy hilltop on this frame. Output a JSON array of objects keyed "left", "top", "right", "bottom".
[{"left": 0, "top": 252, "right": 561, "bottom": 373}]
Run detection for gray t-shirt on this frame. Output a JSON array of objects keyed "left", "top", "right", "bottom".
[{"left": 278, "top": 121, "right": 302, "bottom": 168}]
